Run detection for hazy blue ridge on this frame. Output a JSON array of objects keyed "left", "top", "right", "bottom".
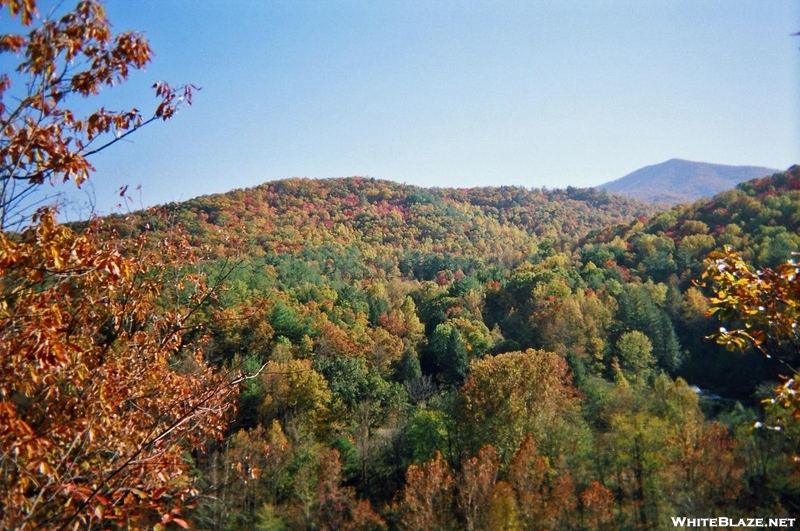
[{"left": 597, "top": 159, "right": 780, "bottom": 205}]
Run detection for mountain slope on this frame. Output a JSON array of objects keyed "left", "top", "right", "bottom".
[
  {"left": 163, "top": 177, "right": 655, "bottom": 267},
  {"left": 597, "top": 159, "right": 779, "bottom": 205},
  {"left": 579, "top": 165, "right": 800, "bottom": 396},
  {"left": 96, "top": 169, "right": 800, "bottom": 523}
]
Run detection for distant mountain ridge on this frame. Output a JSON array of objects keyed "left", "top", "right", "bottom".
[{"left": 597, "top": 159, "right": 779, "bottom": 205}]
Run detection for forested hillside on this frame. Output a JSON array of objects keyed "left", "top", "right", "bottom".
[
  {"left": 3, "top": 2, "right": 797, "bottom": 529},
  {"left": 110, "top": 168, "right": 799, "bottom": 529},
  {"left": 168, "top": 177, "right": 654, "bottom": 264}
]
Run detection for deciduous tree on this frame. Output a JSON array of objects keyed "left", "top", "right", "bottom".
[
  {"left": 396, "top": 452, "right": 457, "bottom": 531},
  {"left": 0, "top": 0, "right": 194, "bottom": 229},
  {"left": 458, "top": 349, "right": 579, "bottom": 463},
  {"left": 700, "top": 247, "right": 800, "bottom": 423},
  {"left": 0, "top": 208, "right": 240, "bottom": 530},
  {"left": 615, "top": 330, "right": 656, "bottom": 384},
  {"left": 0, "top": 1, "right": 240, "bottom": 528},
  {"left": 457, "top": 445, "right": 500, "bottom": 531}
]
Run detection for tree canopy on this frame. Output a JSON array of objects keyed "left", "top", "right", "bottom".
[{"left": 3, "top": 1, "right": 800, "bottom": 528}]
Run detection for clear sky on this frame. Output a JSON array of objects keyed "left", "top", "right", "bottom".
[{"left": 16, "top": 1, "right": 800, "bottom": 217}]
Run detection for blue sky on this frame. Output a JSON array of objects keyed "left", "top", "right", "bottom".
[{"left": 14, "top": 1, "right": 800, "bottom": 217}]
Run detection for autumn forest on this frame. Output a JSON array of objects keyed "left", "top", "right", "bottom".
[{"left": 1, "top": 1, "right": 799, "bottom": 530}]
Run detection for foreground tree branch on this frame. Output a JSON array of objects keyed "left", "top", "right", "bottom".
[
  {"left": 0, "top": 0, "right": 195, "bottom": 229},
  {"left": 0, "top": 1, "right": 241, "bottom": 529},
  {"left": 0, "top": 209, "right": 244, "bottom": 530}
]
